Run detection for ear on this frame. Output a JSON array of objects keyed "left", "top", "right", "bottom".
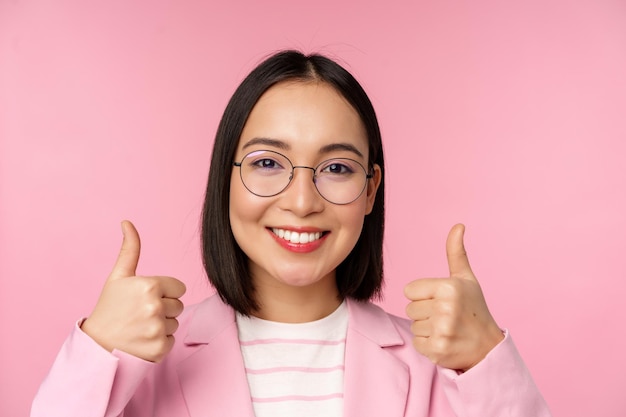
[{"left": 364, "top": 163, "right": 382, "bottom": 215}]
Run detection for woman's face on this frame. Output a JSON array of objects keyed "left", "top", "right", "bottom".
[{"left": 229, "top": 81, "right": 381, "bottom": 302}]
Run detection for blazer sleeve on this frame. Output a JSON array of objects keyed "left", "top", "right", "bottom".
[
  {"left": 436, "top": 330, "right": 552, "bottom": 417},
  {"left": 31, "top": 321, "right": 155, "bottom": 417}
]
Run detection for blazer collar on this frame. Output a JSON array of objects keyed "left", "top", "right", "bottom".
[
  {"left": 177, "top": 296, "right": 409, "bottom": 417},
  {"left": 177, "top": 296, "right": 255, "bottom": 417},
  {"left": 183, "top": 294, "right": 236, "bottom": 345},
  {"left": 343, "top": 299, "right": 410, "bottom": 417},
  {"left": 182, "top": 296, "right": 406, "bottom": 345},
  {"left": 345, "top": 298, "right": 405, "bottom": 347}
]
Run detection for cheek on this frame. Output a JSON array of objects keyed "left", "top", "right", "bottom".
[
  {"left": 229, "top": 175, "right": 251, "bottom": 228},
  {"left": 339, "top": 203, "right": 369, "bottom": 246},
  {"left": 229, "top": 175, "right": 268, "bottom": 242}
]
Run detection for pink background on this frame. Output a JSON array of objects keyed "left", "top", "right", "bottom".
[{"left": 1, "top": 1, "right": 625, "bottom": 415}]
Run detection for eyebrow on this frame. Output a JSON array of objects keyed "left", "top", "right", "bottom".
[
  {"left": 242, "top": 137, "right": 290, "bottom": 151},
  {"left": 242, "top": 137, "right": 365, "bottom": 158},
  {"left": 318, "top": 142, "right": 364, "bottom": 158}
]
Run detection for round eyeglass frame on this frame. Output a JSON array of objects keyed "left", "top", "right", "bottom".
[{"left": 232, "top": 150, "right": 374, "bottom": 205}]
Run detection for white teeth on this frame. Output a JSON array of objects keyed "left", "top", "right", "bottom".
[{"left": 272, "top": 228, "right": 323, "bottom": 243}]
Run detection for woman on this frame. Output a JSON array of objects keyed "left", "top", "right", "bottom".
[{"left": 32, "top": 50, "right": 551, "bottom": 416}]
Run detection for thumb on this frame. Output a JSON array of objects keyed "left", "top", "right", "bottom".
[
  {"left": 446, "top": 223, "right": 475, "bottom": 280},
  {"left": 109, "top": 220, "right": 141, "bottom": 280}
]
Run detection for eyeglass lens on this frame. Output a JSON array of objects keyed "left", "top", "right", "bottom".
[{"left": 237, "top": 150, "right": 369, "bottom": 205}]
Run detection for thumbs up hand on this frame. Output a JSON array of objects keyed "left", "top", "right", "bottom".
[
  {"left": 404, "top": 224, "right": 504, "bottom": 372},
  {"left": 81, "top": 221, "right": 186, "bottom": 363}
]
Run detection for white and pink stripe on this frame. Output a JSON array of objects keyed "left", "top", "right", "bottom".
[{"left": 236, "top": 302, "right": 348, "bottom": 417}]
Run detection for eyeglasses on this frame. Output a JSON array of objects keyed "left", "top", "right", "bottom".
[{"left": 233, "top": 150, "right": 373, "bottom": 205}]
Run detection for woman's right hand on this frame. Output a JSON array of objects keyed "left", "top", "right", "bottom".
[{"left": 80, "top": 220, "right": 186, "bottom": 363}]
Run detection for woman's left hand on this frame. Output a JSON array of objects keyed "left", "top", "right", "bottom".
[{"left": 404, "top": 224, "right": 504, "bottom": 372}]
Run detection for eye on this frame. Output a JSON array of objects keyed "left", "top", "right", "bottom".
[
  {"left": 320, "top": 160, "right": 356, "bottom": 175},
  {"left": 252, "top": 158, "right": 282, "bottom": 170}
]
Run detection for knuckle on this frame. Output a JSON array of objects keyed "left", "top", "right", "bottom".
[
  {"left": 138, "top": 277, "right": 161, "bottom": 295},
  {"left": 433, "top": 299, "right": 454, "bottom": 316},
  {"left": 439, "top": 279, "right": 463, "bottom": 298},
  {"left": 144, "top": 320, "right": 165, "bottom": 339},
  {"left": 146, "top": 336, "right": 174, "bottom": 363},
  {"left": 429, "top": 336, "right": 451, "bottom": 358},
  {"left": 151, "top": 336, "right": 175, "bottom": 363},
  {"left": 435, "top": 319, "right": 456, "bottom": 337},
  {"left": 144, "top": 300, "right": 165, "bottom": 317}
]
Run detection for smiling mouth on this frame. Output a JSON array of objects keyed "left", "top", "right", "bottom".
[{"left": 270, "top": 228, "right": 326, "bottom": 244}]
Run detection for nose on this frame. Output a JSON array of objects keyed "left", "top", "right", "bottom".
[{"left": 278, "top": 166, "right": 325, "bottom": 216}]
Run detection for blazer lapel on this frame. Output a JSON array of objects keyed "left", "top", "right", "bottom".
[
  {"left": 174, "top": 297, "right": 409, "bottom": 417},
  {"left": 176, "top": 297, "right": 255, "bottom": 417},
  {"left": 343, "top": 299, "right": 410, "bottom": 417}
]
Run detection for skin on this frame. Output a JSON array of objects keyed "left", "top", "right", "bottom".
[
  {"left": 229, "top": 80, "right": 381, "bottom": 323},
  {"left": 81, "top": 221, "right": 186, "bottom": 362},
  {"left": 404, "top": 224, "right": 504, "bottom": 371},
  {"left": 81, "top": 82, "right": 502, "bottom": 371}
]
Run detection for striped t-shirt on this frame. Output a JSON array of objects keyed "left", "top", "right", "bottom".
[{"left": 236, "top": 301, "right": 348, "bottom": 417}]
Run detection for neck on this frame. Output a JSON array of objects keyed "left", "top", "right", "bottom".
[{"left": 252, "top": 276, "right": 342, "bottom": 323}]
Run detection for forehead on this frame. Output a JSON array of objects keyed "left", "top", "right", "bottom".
[{"left": 237, "top": 81, "right": 368, "bottom": 158}]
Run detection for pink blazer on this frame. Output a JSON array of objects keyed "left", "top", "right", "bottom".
[{"left": 32, "top": 296, "right": 551, "bottom": 417}]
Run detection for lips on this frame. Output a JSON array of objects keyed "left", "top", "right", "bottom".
[
  {"left": 271, "top": 228, "right": 325, "bottom": 244},
  {"left": 268, "top": 227, "right": 328, "bottom": 254}
]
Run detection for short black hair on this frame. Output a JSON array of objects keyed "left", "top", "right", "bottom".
[{"left": 201, "top": 50, "right": 385, "bottom": 315}]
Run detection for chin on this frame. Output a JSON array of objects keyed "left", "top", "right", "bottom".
[
  {"left": 270, "top": 269, "right": 335, "bottom": 289},
  {"left": 277, "top": 275, "right": 325, "bottom": 288}
]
